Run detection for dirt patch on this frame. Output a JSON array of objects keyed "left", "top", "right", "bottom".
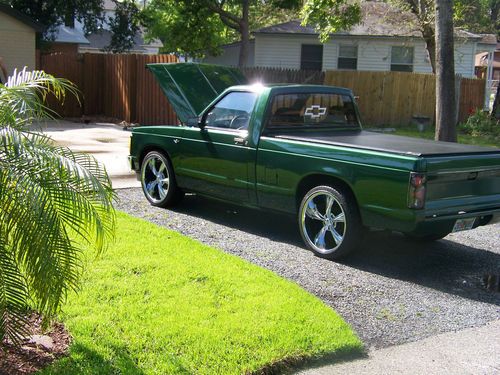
[{"left": 0, "top": 313, "right": 70, "bottom": 375}]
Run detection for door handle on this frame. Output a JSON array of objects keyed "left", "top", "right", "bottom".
[{"left": 234, "top": 137, "right": 247, "bottom": 146}]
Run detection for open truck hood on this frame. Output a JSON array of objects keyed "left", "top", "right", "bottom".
[{"left": 147, "top": 63, "right": 247, "bottom": 124}]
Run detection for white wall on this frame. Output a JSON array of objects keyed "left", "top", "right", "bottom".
[
  {"left": 454, "top": 40, "right": 476, "bottom": 77},
  {"left": 255, "top": 35, "right": 320, "bottom": 69},
  {"left": 203, "top": 42, "right": 255, "bottom": 67},
  {"left": 255, "top": 34, "right": 478, "bottom": 78}
]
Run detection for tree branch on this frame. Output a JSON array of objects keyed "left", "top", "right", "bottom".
[{"left": 205, "top": 0, "right": 241, "bottom": 30}]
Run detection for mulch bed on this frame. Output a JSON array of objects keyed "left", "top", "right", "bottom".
[{"left": 0, "top": 313, "right": 70, "bottom": 375}]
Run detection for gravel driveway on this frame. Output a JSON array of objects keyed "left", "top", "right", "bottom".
[{"left": 116, "top": 188, "right": 500, "bottom": 349}]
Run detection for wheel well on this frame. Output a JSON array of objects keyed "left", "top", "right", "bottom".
[
  {"left": 295, "top": 174, "right": 359, "bottom": 213},
  {"left": 138, "top": 146, "right": 171, "bottom": 167}
]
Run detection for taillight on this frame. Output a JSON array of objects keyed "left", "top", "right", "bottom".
[{"left": 408, "top": 172, "right": 426, "bottom": 209}]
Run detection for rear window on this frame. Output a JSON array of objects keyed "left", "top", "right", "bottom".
[{"left": 266, "top": 93, "right": 358, "bottom": 130}]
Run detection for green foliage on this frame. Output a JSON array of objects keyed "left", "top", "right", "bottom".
[
  {"left": 9, "top": 0, "right": 105, "bottom": 39},
  {"left": 106, "top": 0, "right": 141, "bottom": 53},
  {"left": 459, "top": 109, "right": 500, "bottom": 137},
  {"left": 454, "top": 0, "right": 499, "bottom": 35},
  {"left": 142, "top": 0, "right": 300, "bottom": 58},
  {"left": 42, "top": 212, "right": 362, "bottom": 374},
  {"left": 142, "top": 0, "right": 231, "bottom": 57},
  {"left": 0, "top": 69, "right": 115, "bottom": 344},
  {"left": 301, "top": 0, "right": 361, "bottom": 43}
]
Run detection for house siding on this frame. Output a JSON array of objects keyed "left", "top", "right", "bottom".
[
  {"left": 254, "top": 34, "right": 478, "bottom": 77},
  {"left": 204, "top": 42, "right": 255, "bottom": 67},
  {"left": 255, "top": 35, "right": 321, "bottom": 69},
  {"left": 0, "top": 12, "right": 36, "bottom": 77},
  {"left": 454, "top": 40, "right": 476, "bottom": 77}
]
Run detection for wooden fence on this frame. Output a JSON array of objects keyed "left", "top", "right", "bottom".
[
  {"left": 324, "top": 70, "right": 485, "bottom": 126},
  {"left": 39, "top": 53, "right": 179, "bottom": 125},
  {"left": 459, "top": 77, "right": 486, "bottom": 122},
  {"left": 38, "top": 55, "right": 485, "bottom": 127}
]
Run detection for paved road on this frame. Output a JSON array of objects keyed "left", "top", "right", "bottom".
[
  {"left": 296, "top": 320, "right": 500, "bottom": 374},
  {"left": 35, "top": 120, "right": 139, "bottom": 189}
]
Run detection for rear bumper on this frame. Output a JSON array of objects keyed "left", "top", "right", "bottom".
[{"left": 410, "top": 206, "right": 500, "bottom": 236}]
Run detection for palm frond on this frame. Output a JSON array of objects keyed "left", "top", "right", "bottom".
[
  {"left": 0, "top": 68, "right": 79, "bottom": 129},
  {"left": 0, "top": 70, "right": 114, "bottom": 344}
]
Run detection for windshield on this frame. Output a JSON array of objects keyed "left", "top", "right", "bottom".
[{"left": 266, "top": 93, "right": 359, "bottom": 130}]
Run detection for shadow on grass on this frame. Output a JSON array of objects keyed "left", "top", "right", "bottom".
[
  {"left": 255, "top": 346, "right": 367, "bottom": 375},
  {"left": 40, "top": 342, "right": 147, "bottom": 375}
]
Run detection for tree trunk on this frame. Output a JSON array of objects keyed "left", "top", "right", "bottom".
[
  {"left": 492, "top": 86, "right": 500, "bottom": 120},
  {"left": 434, "top": 0, "right": 457, "bottom": 142},
  {"left": 238, "top": 0, "right": 250, "bottom": 67},
  {"left": 491, "top": 0, "right": 500, "bottom": 24},
  {"left": 422, "top": 24, "right": 436, "bottom": 73}
]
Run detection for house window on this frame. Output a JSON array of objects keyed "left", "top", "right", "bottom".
[
  {"left": 391, "top": 46, "right": 414, "bottom": 72},
  {"left": 338, "top": 45, "right": 358, "bottom": 70},
  {"left": 301, "top": 44, "right": 323, "bottom": 71}
]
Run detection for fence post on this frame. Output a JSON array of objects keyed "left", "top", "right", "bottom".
[
  {"left": 129, "top": 54, "right": 138, "bottom": 123},
  {"left": 455, "top": 74, "right": 462, "bottom": 125}
]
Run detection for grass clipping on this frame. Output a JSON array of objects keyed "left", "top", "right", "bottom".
[{"left": 42, "top": 212, "right": 361, "bottom": 374}]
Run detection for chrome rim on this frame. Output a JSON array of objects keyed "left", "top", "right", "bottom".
[
  {"left": 142, "top": 155, "right": 170, "bottom": 203},
  {"left": 301, "top": 191, "right": 346, "bottom": 254}
]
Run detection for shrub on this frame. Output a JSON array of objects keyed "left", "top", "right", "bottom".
[{"left": 459, "top": 109, "right": 500, "bottom": 137}]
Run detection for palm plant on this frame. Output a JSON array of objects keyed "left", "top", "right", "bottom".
[{"left": 0, "top": 69, "right": 115, "bottom": 343}]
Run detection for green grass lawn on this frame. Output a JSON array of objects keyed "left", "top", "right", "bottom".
[
  {"left": 374, "top": 127, "right": 500, "bottom": 148},
  {"left": 42, "top": 212, "right": 361, "bottom": 374}
]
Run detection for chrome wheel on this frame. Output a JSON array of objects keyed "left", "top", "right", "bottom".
[
  {"left": 141, "top": 153, "right": 170, "bottom": 204},
  {"left": 299, "top": 186, "right": 358, "bottom": 258}
]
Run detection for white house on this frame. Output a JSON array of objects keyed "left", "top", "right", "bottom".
[
  {"left": 204, "top": 1, "right": 496, "bottom": 80},
  {"left": 52, "top": 0, "right": 162, "bottom": 54}
]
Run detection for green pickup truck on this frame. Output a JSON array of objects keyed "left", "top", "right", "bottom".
[{"left": 129, "top": 63, "right": 500, "bottom": 259}]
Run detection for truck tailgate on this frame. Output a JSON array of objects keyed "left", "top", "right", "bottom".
[{"left": 424, "top": 153, "right": 500, "bottom": 215}]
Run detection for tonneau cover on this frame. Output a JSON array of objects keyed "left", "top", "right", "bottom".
[{"left": 275, "top": 130, "right": 500, "bottom": 157}]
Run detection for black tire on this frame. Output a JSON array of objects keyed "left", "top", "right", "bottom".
[
  {"left": 298, "top": 185, "right": 361, "bottom": 260},
  {"left": 403, "top": 232, "right": 450, "bottom": 242},
  {"left": 140, "top": 151, "right": 183, "bottom": 208}
]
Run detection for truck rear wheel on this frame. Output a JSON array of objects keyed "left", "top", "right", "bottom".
[
  {"left": 141, "top": 151, "right": 183, "bottom": 207},
  {"left": 298, "top": 185, "right": 361, "bottom": 260}
]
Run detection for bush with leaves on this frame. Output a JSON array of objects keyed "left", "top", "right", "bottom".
[
  {"left": 459, "top": 108, "right": 500, "bottom": 137},
  {"left": 0, "top": 69, "right": 115, "bottom": 344}
]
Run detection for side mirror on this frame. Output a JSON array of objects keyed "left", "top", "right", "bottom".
[{"left": 186, "top": 117, "right": 201, "bottom": 127}]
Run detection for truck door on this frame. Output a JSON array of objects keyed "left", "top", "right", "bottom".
[{"left": 175, "top": 91, "right": 258, "bottom": 203}]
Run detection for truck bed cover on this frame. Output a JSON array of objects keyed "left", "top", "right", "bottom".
[{"left": 275, "top": 130, "right": 500, "bottom": 157}]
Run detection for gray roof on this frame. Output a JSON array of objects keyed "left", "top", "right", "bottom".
[
  {"left": 477, "top": 34, "right": 498, "bottom": 45},
  {"left": 81, "top": 29, "right": 161, "bottom": 51},
  {"left": 53, "top": 25, "right": 90, "bottom": 44},
  {"left": 254, "top": 1, "right": 486, "bottom": 40}
]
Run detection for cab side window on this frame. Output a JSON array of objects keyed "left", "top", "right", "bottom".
[{"left": 205, "top": 91, "right": 257, "bottom": 130}]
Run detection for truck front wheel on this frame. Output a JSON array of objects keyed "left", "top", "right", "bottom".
[
  {"left": 140, "top": 151, "right": 183, "bottom": 207},
  {"left": 298, "top": 185, "right": 361, "bottom": 260}
]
